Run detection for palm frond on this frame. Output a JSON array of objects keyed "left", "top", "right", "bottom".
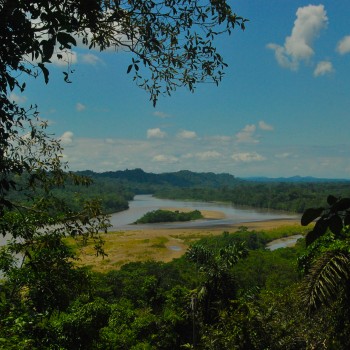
[{"left": 301, "top": 250, "right": 350, "bottom": 311}]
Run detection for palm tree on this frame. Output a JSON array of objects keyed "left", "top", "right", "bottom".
[
  {"left": 186, "top": 242, "right": 248, "bottom": 324},
  {"left": 301, "top": 195, "right": 350, "bottom": 311}
]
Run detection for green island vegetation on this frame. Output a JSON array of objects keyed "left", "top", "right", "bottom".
[{"left": 134, "top": 209, "right": 203, "bottom": 224}]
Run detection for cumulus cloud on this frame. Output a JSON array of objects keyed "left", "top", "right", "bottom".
[
  {"left": 196, "top": 151, "right": 221, "bottom": 160},
  {"left": 231, "top": 152, "right": 266, "bottom": 163},
  {"left": 314, "top": 61, "right": 334, "bottom": 77},
  {"left": 9, "top": 92, "right": 27, "bottom": 104},
  {"left": 76, "top": 102, "right": 86, "bottom": 112},
  {"left": 209, "top": 135, "right": 232, "bottom": 142},
  {"left": 147, "top": 128, "right": 167, "bottom": 139},
  {"left": 154, "top": 111, "right": 171, "bottom": 118},
  {"left": 60, "top": 131, "right": 74, "bottom": 145},
  {"left": 259, "top": 121, "right": 274, "bottom": 131},
  {"left": 235, "top": 124, "right": 258, "bottom": 144},
  {"left": 152, "top": 154, "right": 178, "bottom": 163},
  {"left": 275, "top": 152, "right": 292, "bottom": 159},
  {"left": 177, "top": 130, "right": 197, "bottom": 139},
  {"left": 337, "top": 35, "right": 350, "bottom": 55},
  {"left": 105, "top": 138, "right": 115, "bottom": 144},
  {"left": 80, "top": 53, "right": 103, "bottom": 65},
  {"left": 267, "top": 5, "right": 328, "bottom": 70}
]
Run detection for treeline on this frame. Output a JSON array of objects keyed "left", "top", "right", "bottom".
[
  {"left": 7, "top": 174, "right": 134, "bottom": 214},
  {"left": 9, "top": 169, "right": 350, "bottom": 214},
  {"left": 134, "top": 209, "right": 203, "bottom": 224},
  {"left": 154, "top": 182, "right": 350, "bottom": 213},
  {"left": 81, "top": 169, "right": 350, "bottom": 213}
]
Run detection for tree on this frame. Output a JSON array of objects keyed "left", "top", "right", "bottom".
[
  {"left": 186, "top": 242, "right": 247, "bottom": 323},
  {"left": 1, "top": 0, "right": 247, "bottom": 222},
  {"left": 0, "top": 1, "right": 246, "bottom": 345}
]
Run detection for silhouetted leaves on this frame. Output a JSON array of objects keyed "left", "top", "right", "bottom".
[
  {"left": 301, "top": 207, "right": 324, "bottom": 226},
  {"left": 302, "top": 196, "right": 350, "bottom": 246}
]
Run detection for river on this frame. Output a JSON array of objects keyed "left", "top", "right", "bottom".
[{"left": 109, "top": 194, "right": 299, "bottom": 230}]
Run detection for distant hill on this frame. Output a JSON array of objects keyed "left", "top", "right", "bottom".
[
  {"left": 78, "top": 169, "right": 350, "bottom": 185},
  {"left": 77, "top": 168, "right": 242, "bottom": 188},
  {"left": 243, "top": 176, "right": 350, "bottom": 183}
]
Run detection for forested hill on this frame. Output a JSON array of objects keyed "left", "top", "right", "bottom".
[{"left": 77, "top": 168, "right": 242, "bottom": 188}]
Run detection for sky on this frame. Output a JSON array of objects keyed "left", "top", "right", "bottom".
[{"left": 12, "top": 0, "right": 350, "bottom": 178}]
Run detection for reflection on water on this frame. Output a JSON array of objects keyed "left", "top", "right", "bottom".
[
  {"left": 266, "top": 235, "right": 303, "bottom": 251},
  {"left": 109, "top": 194, "right": 299, "bottom": 230}
]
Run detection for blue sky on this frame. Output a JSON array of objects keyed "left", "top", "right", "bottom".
[{"left": 12, "top": 0, "right": 350, "bottom": 178}]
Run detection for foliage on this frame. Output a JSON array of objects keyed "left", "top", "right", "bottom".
[
  {"left": 301, "top": 195, "right": 350, "bottom": 246},
  {"left": 156, "top": 181, "right": 350, "bottom": 213},
  {"left": 300, "top": 195, "right": 350, "bottom": 309},
  {"left": 134, "top": 209, "right": 203, "bottom": 224},
  {"left": 186, "top": 241, "right": 248, "bottom": 327},
  {"left": 1, "top": 0, "right": 247, "bottom": 113}
]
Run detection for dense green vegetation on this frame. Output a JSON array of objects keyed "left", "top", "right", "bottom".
[
  {"left": 134, "top": 209, "right": 203, "bottom": 224},
  {"left": 7, "top": 169, "right": 350, "bottom": 215},
  {"left": 80, "top": 169, "right": 350, "bottom": 213},
  {"left": 4, "top": 222, "right": 350, "bottom": 349},
  {"left": 154, "top": 181, "right": 350, "bottom": 213}
]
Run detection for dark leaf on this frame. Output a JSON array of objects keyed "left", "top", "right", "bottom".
[
  {"left": 42, "top": 39, "right": 54, "bottom": 62},
  {"left": 301, "top": 207, "right": 324, "bottom": 226},
  {"left": 127, "top": 64, "right": 133, "bottom": 74},
  {"left": 344, "top": 212, "right": 350, "bottom": 226},
  {"left": 305, "top": 230, "right": 322, "bottom": 247},
  {"left": 327, "top": 195, "right": 338, "bottom": 206},
  {"left": 38, "top": 63, "right": 49, "bottom": 84},
  {"left": 331, "top": 198, "right": 350, "bottom": 213},
  {"left": 329, "top": 215, "right": 343, "bottom": 235},
  {"left": 314, "top": 218, "right": 329, "bottom": 236},
  {"left": 63, "top": 72, "right": 72, "bottom": 83},
  {"left": 57, "top": 32, "right": 77, "bottom": 48}
]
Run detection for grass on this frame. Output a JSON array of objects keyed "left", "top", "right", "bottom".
[{"left": 67, "top": 220, "right": 307, "bottom": 273}]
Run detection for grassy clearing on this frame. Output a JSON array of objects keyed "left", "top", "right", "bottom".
[{"left": 67, "top": 219, "right": 308, "bottom": 273}]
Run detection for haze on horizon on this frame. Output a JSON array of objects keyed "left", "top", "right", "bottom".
[{"left": 13, "top": 0, "right": 350, "bottom": 179}]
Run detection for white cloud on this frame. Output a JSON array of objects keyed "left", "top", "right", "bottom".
[
  {"left": 337, "top": 35, "right": 350, "bottom": 55},
  {"left": 80, "top": 53, "right": 103, "bottom": 65},
  {"left": 235, "top": 124, "right": 258, "bottom": 144},
  {"left": 177, "top": 130, "right": 197, "bottom": 139},
  {"left": 76, "top": 102, "right": 86, "bottom": 112},
  {"left": 9, "top": 93, "right": 27, "bottom": 104},
  {"left": 314, "top": 61, "right": 334, "bottom": 77},
  {"left": 209, "top": 135, "right": 232, "bottom": 142},
  {"left": 259, "top": 121, "right": 274, "bottom": 131},
  {"left": 60, "top": 131, "right": 74, "bottom": 146},
  {"left": 152, "top": 154, "right": 178, "bottom": 163},
  {"left": 154, "top": 111, "right": 171, "bottom": 118},
  {"left": 275, "top": 152, "right": 292, "bottom": 159},
  {"left": 49, "top": 135, "right": 350, "bottom": 178},
  {"left": 231, "top": 152, "right": 266, "bottom": 163},
  {"left": 267, "top": 5, "right": 328, "bottom": 70},
  {"left": 147, "top": 128, "right": 167, "bottom": 139},
  {"left": 105, "top": 138, "right": 115, "bottom": 144},
  {"left": 195, "top": 151, "right": 221, "bottom": 160}
]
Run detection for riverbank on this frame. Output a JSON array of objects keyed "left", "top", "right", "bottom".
[{"left": 74, "top": 213, "right": 303, "bottom": 272}]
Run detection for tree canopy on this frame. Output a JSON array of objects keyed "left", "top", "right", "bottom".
[
  {"left": 0, "top": 0, "right": 246, "bottom": 213},
  {"left": 1, "top": 0, "right": 247, "bottom": 104}
]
